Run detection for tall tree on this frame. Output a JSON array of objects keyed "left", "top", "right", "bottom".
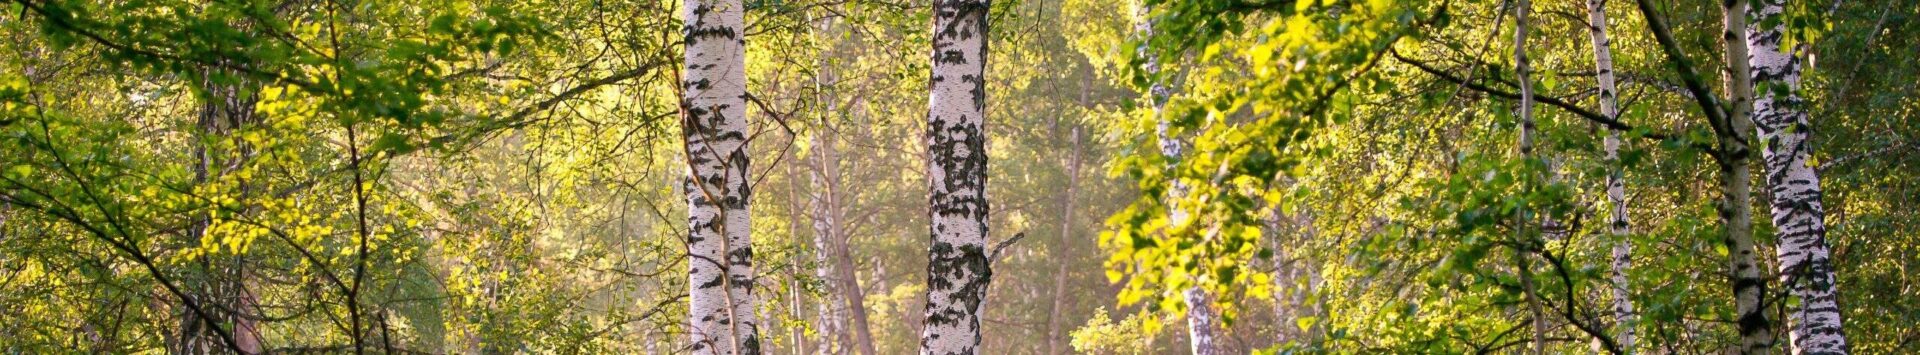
[
  {"left": 1044, "top": 126, "right": 1086, "bottom": 355},
  {"left": 920, "top": 0, "right": 993, "bottom": 353},
  {"left": 1746, "top": 1, "right": 1850, "bottom": 352},
  {"left": 809, "top": 14, "right": 849, "bottom": 355},
  {"left": 1131, "top": 6, "right": 1221, "bottom": 354},
  {"left": 1584, "top": 0, "right": 1637, "bottom": 351},
  {"left": 1634, "top": 0, "right": 1775, "bottom": 351},
  {"left": 809, "top": 132, "right": 849, "bottom": 355},
  {"left": 808, "top": 10, "right": 879, "bottom": 354},
  {"left": 1511, "top": 0, "right": 1548, "bottom": 352},
  {"left": 682, "top": 0, "right": 759, "bottom": 353},
  {"left": 1715, "top": 1, "right": 1773, "bottom": 351},
  {"left": 810, "top": 126, "right": 877, "bottom": 355}
]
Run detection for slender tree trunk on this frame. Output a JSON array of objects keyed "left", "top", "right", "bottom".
[
  {"left": 1511, "top": 0, "right": 1548, "bottom": 353},
  {"left": 1045, "top": 71, "right": 1093, "bottom": 355},
  {"left": 1134, "top": 6, "right": 1222, "bottom": 354},
  {"left": 1631, "top": 0, "right": 1773, "bottom": 351},
  {"left": 682, "top": 0, "right": 759, "bottom": 353},
  {"left": 1746, "top": 1, "right": 1849, "bottom": 352},
  {"left": 1720, "top": 1, "right": 1775, "bottom": 352},
  {"left": 832, "top": 217, "right": 877, "bottom": 355},
  {"left": 809, "top": 133, "right": 851, "bottom": 355},
  {"left": 920, "top": 1, "right": 993, "bottom": 353},
  {"left": 782, "top": 155, "right": 811, "bottom": 355},
  {"left": 808, "top": 15, "right": 850, "bottom": 354},
  {"left": 808, "top": 11, "right": 880, "bottom": 355},
  {"left": 1044, "top": 127, "right": 1084, "bottom": 355},
  {"left": 1584, "top": 0, "right": 1637, "bottom": 351}
]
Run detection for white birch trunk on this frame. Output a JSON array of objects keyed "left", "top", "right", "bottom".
[
  {"left": 1512, "top": 0, "right": 1548, "bottom": 353},
  {"left": 809, "top": 14, "right": 851, "bottom": 354},
  {"left": 1134, "top": 7, "right": 1221, "bottom": 354},
  {"left": 1720, "top": 1, "right": 1776, "bottom": 351},
  {"left": 1747, "top": 1, "right": 1849, "bottom": 352},
  {"left": 1128, "top": 8, "right": 1221, "bottom": 355},
  {"left": 809, "top": 133, "right": 850, "bottom": 355},
  {"left": 1584, "top": 0, "right": 1637, "bottom": 351},
  {"left": 682, "top": 0, "right": 759, "bottom": 353},
  {"left": 921, "top": 1, "right": 993, "bottom": 353},
  {"left": 1184, "top": 287, "right": 1220, "bottom": 355}
]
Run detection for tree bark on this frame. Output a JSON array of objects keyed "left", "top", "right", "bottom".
[
  {"left": 1720, "top": 1, "right": 1775, "bottom": 352},
  {"left": 1512, "top": 0, "right": 1548, "bottom": 353},
  {"left": 920, "top": 1, "right": 993, "bottom": 354},
  {"left": 808, "top": 15, "right": 850, "bottom": 355},
  {"left": 1630, "top": 0, "right": 1775, "bottom": 351},
  {"left": 1746, "top": 1, "right": 1850, "bottom": 352},
  {"left": 682, "top": 0, "right": 759, "bottom": 353},
  {"left": 1584, "top": 0, "right": 1637, "bottom": 351}
]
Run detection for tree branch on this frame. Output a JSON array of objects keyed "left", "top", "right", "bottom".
[
  {"left": 1630, "top": 0, "right": 1742, "bottom": 159},
  {"left": 1391, "top": 48, "right": 1711, "bottom": 151}
]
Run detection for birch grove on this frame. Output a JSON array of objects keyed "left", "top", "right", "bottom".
[{"left": 1, "top": 0, "right": 1915, "bottom": 353}]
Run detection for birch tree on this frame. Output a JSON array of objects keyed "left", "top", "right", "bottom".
[
  {"left": 810, "top": 132, "right": 849, "bottom": 355},
  {"left": 809, "top": 13, "right": 850, "bottom": 355},
  {"left": 1716, "top": 1, "right": 1774, "bottom": 351},
  {"left": 682, "top": 0, "right": 759, "bottom": 353},
  {"left": 1135, "top": 7, "right": 1221, "bottom": 353},
  {"left": 810, "top": 126, "right": 875, "bottom": 355},
  {"left": 1747, "top": 1, "right": 1850, "bottom": 352},
  {"left": 1584, "top": 0, "right": 1636, "bottom": 350},
  {"left": 1633, "top": 0, "right": 1775, "bottom": 351},
  {"left": 921, "top": 1, "right": 993, "bottom": 353},
  {"left": 1510, "top": 0, "right": 1548, "bottom": 352}
]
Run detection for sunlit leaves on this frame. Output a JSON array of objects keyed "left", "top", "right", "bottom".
[{"left": 1101, "top": 0, "right": 1424, "bottom": 328}]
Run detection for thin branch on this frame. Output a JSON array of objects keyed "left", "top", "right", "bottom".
[
  {"left": 989, "top": 232, "right": 1028, "bottom": 265},
  {"left": 1390, "top": 49, "right": 1707, "bottom": 151},
  {"left": 1630, "top": 0, "right": 1742, "bottom": 159}
]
